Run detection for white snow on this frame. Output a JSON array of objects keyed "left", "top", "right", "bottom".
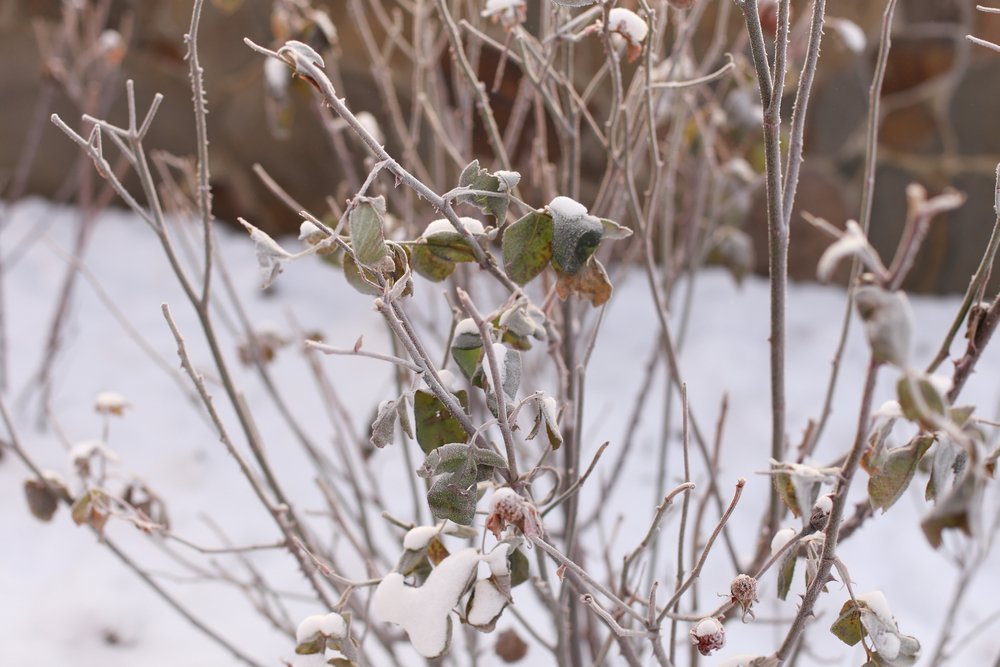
[
  {"left": 467, "top": 579, "right": 507, "bottom": 627},
  {"left": 435, "top": 368, "right": 464, "bottom": 393},
  {"left": 422, "top": 217, "right": 485, "bottom": 239},
  {"left": 770, "top": 527, "right": 797, "bottom": 555},
  {"left": 69, "top": 440, "right": 119, "bottom": 465},
  {"left": 546, "top": 195, "right": 589, "bottom": 221},
  {"left": 298, "top": 219, "right": 323, "bottom": 242},
  {"left": 402, "top": 525, "right": 440, "bottom": 551},
  {"left": 607, "top": 8, "right": 648, "bottom": 44},
  {"left": 692, "top": 617, "right": 723, "bottom": 638},
  {"left": 489, "top": 486, "right": 519, "bottom": 513},
  {"left": 859, "top": 590, "right": 894, "bottom": 624},
  {"left": 372, "top": 548, "right": 481, "bottom": 658},
  {"left": 295, "top": 613, "right": 346, "bottom": 644},
  {"left": 454, "top": 317, "right": 481, "bottom": 339},
  {"left": 812, "top": 494, "right": 833, "bottom": 515}
]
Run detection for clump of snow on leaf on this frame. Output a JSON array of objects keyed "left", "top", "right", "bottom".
[
  {"left": 547, "top": 195, "right": 589, "bottom": 222},
  {"left": 296, "top": 613, "right": 346, "bottom": 644},
  {"left": 422, "top": 217, "right": 485, "bottom": 239},
  {"left": 403, "top": 525, "right": 441, "bottom": 551},
  {"left": 373, "top": 548, "right": 482, "bottom": 658},
  {"left": 607, "top": 8, "right": 648, "bottom": 43},
  {"left": 770, "top": 527, "right": 797, "bottom": 555}
]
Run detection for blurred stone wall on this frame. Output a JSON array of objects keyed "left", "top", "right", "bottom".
[{"left": 1, "top": 0, "right": 999, "bottom": 293}]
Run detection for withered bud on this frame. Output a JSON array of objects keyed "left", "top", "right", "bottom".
[
  {"left": 729, "top": 574, "right": 759, "bottom": 621},
  {"left": 689, "top": 617, "right": 725, "bottom": 656}
]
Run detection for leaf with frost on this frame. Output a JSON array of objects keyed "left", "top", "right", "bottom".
[
  {"left": 599, "top": 218, "right": 632, "bottom": 240},
  {"left": 418, "top": 443, "right": 508, "bottom": 479},
  {"left": 926, "top": 437, "right": 963, "bottom": 502},
  {"left": 896, "top": 373, "right": 946, "bottom": 430},
  {"left": 816, "top": 220, "right": 885, "bottom": 282},
  {"left": 502, "top": 210, "right": 553, "bottom": 285},
  {"left": 766, "top": 460, "right": 838, "bottom": 519},
  {"left": 853, "top": 592, "right": 921, "bottom": 665},
  {"left": 548, "top": 196, "right": 603, "bottom": 276},
  {"left": 348, "top": 195, "right": 389, "bottom": 267},
  {"left": 527, "top": 395, "right": 562, "bottom": 450},
  {"left": 420, "top": 444, "right": 506, "bottom": 525},
  {"left": 450, "top": 318, "right": 483, "bottom": 381},
  {"left": 71, "top": 488, "right": 112, "bottom": 536},
  {"left": 857, "top": 286, "right": 913, "bottom": 368},
  {"left": 240, "top": 219, "right": 294, "bottom": 288},
  {"left": 484, "top": 343, "right": 521, "bottom": 404},
  {"left": 373, "top": 548, "right": 482, "bottom": 658},
  {"left": 457, "top": 160, "right": 519, "bottom": 221},
  {"left": 776, "top": 547, "right": 796, "bottom": 601},
  {"left": 277, "top": 40, "right": 325, "bottom": 71},
  {"left": 868, "top": 434, "right": 933, "bottom": 512},
  {"left": 370, "top": 399, "right": 400, "bottom": 448}
]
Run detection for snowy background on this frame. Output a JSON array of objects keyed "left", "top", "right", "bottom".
[{"left": 1, "top": 199, "right": 998, "bottom": 666}]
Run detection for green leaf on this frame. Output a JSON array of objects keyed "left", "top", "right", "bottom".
[
  {"left": 451, "top": 347, "right": 481, "bottom": 383},
  {"left": 349, "top": 195, "right": 389, "bottom": 266},
  {"left": 776, "top": 549, "right": 796, "bottom": 601},
  {"left": 773, "top": 471, "right": 801, "bottom": 518},
  {"left": 830, "top": 599, "right": 865, "bottom": 646},
  {"left": 502, "top": 211, "right": 553, "bottom": 285},
  {"left": 295, "top": 637, "right": 325, "bottom": 655},
  {"left": 509, "top": 548, "right": 530, "bottom": 587},
  {"left": 409, "top": 244, "right": 456, "bottom": 282},
  {"left": 413, "top": 389, "right": 469, "bottom": 454},
  {"left": 343, "top": 254, "right": 382, "bottom": 296},
  {"left": 868, "top": 435, "right": 933, "bottom": 512},
  {"left": 551, "top": 215, "right": 603, "bottom": 276}
]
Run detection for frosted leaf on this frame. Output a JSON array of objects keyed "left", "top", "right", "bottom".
[
  {"left": 856, "top": 285, "right": 913, "bottom": 368},
  {"left": 373, "top": 548, "right": 482, "bottom": 658},
  {"left": 453, "top": 318, "right": 482, "bottom": 347},
  {"left": 829, "top": 18, "right": 866, "bottom": 54},
  {"left": 370, "top": 399, "right": 399, "bottom": 449},
  {"left": 816, "top": 220, "right": 884, "bottom": 282},
  {"left": 403, "top": 525, "right": 441, "bottom": 551},
  {"left": 486, "top": 487, "right": 544, "bottom": 539},
  {"left": 770, "top": 527, "right": 797, "bottom": 555},
  {"left": 856, "top": 591, "right": 920, "bottom": 662},
  {"left": 495, "top": 170, "right": 521, "bottom": 192},
  {"left": 239, "top": 219, "right": 294, "bottom": 288},
  {"left": 95, "top": 391, "right": 128, "bottom": 416},
  {"left": 277, "top": 40, "right": 325, "bottom": 70},
  {"left": 484, "top": 343, "right": 521, "bottom": 402}
]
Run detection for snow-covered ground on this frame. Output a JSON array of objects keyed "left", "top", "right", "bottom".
[{"left": 1, "top": 198, "right": 998, "bottom": 666}]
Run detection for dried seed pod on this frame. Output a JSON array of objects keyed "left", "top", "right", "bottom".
[
  {"left": 730, "top": 574, "right": 759, "bottom": 621},
  {"left": 494, "top": 628, "right": 529, "bottom": 662}
]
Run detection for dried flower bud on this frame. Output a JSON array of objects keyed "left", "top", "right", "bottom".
[
  {"left": 485, "top": 487, "right": 544, "bottom": 540},
  {"left": 809, "top": 493, "right": 834, "bottom": 532},
  {"left": 494, "top": 628, "right": 529, "bottom": 662},
  {"left": 690, "top": 617, "right": 726, "bottom": 656},
  {"left": 729, "top": 574, "right": 759, "bottom": 621}
]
